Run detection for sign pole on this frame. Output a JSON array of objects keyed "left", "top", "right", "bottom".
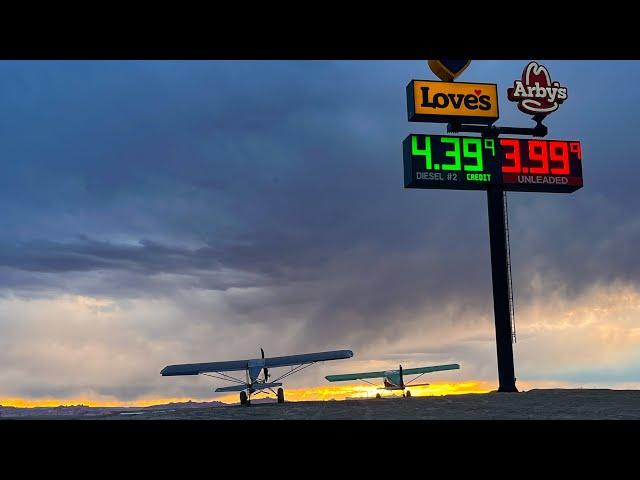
[{"left": 486, "top": 184, "right": 518, "bottom": 392}]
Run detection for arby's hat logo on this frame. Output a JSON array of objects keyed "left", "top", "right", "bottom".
[{"left": 507, "top": 61, "right": 567, "bottom": 117}]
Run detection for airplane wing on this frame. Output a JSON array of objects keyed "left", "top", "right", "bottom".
[
  {"left": 161, "top": 360, "right": 250, "bottom": 376},
  {"left": 325, "top": 363, "right": 460, "bottom": 382},
  {"left": 264, "top": 350, "right": 353, "bottom": 368},
  {"left": 401, "top": 364, "right": 460, "bottom": 375},
  {"left": 214, "top": 382, "right": 283, "bottom": 393},
  {"left": 161, "top": 350, "right": 354, "bottom": 376},
  {"left": 325, "top": 370, "right": 389, "bottom": 382}
]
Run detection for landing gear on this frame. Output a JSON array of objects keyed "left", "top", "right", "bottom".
[
  {"left": 240, "top": 391, "right": 249, "bottom": 406},
  {"left": 375, "top": 393, "right": 382, "bottom": 399},
  {"left": 277, "top": 388, "right": 285, "bottom": 403},
  {"left": 405, "top": 390, "right": 411, "bottom": 398}
]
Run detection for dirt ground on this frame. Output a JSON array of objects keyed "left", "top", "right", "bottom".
[{"left": 9, "top": 389, "right": 640, "bottom": 420}]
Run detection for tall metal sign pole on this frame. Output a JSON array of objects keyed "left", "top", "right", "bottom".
[
  {"left": 486, "top": 183, "right": 517, "bottom": 392},
  {"left": 404, "top": 60, "right": 582, "bottom": 393}
]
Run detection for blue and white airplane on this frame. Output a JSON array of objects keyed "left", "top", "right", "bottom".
[{"left": 161, "top": 348, "right": 353, "bottom": 406}]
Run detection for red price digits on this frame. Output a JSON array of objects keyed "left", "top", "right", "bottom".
[
  {"left": 570, "top": 142, "right": 582, "bottom": 160},
  {"left": 500, "top": 138, "right": 521, "bottom": 173},
  {"left": 500, "top": 138, "right": 577, "bottom": 176},
  {"left": 529, "top": 140, "right": 549, "bottom": 174},
  {"left": 549, "top": 141, "right": 570, "bottom": 175}
]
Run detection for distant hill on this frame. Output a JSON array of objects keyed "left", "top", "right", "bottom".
[
  {"left": 141, "top": 400, "right": 226, "bottom": 410},
  {"left": 246, "top": 397, "right": 277, "bottom": 404},
  {"left": 0, "top": 399, "right": 226, "bottom": 418}
]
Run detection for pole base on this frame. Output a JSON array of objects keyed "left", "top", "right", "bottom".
[{"left": 497, "top": 385, "right": 519, "bottom": 393}]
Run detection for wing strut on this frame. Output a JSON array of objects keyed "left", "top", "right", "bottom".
[
  {"left": 271, "top": 362, "right": 316, "bottom": 383},
  {"left": 358, "top": 378, "right": 379, "bottom": 387},
  {"left": 201, "top": 372, "right": 246, "bottom": 385},
  {"left": 405, "top": 371, "right": 428, "bottom": 385}
]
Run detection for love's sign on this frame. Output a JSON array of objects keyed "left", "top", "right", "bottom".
[{"left": 407, "top": 80, "right": 499, "bottom": 125}]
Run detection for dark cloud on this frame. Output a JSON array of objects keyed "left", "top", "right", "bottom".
[
  {"left": 1, "top": 61, "right": 638, "bottom": 314},
  {"left": 0, "top": 238, "right": 221, "bottom": 274}
]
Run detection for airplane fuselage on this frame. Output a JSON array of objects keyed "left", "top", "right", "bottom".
[
  {"left": 383, "top": 372, "right": 404, "bottom": 390},
  {"left": 247, "top": 358, "right": 266, "bottom": 384}
]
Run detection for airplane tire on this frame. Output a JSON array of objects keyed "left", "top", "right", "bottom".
[
  {"left": 406, "top": 390, "right": 411, "bottom": 398},
  {"left": 376, "top": 393, "right": 382, "bottom": 399},
  {"left": 240, "top": 391, "right": 248, "bottom": 406},
  {"left": 277, "top": 388, "right": 285, "bottom": 404}
]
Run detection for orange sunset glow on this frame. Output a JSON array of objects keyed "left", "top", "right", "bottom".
[
  {"left": 0, "top": 381, "right": 494, "bottom": 408},
  {"left": 217, "top": 381, "right": 495, "bottom": 403}
]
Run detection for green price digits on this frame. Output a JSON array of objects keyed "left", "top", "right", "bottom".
[
  {"left": 441, "top": 137, "right": 461, "bottom": 170},
  {"left": 411, "top": 135, "right": 495, "bottom": 172},
  {"left": 441, "top": 137, "right": 484, "bottom": 171},
  {"left": 411, "top": 135, "right": 432, "bottom": 170},
  {"left": 463, "top": 138, "right": 483, "bottom": 171}
]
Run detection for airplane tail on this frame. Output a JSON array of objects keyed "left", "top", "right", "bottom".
[
  {"left": 215, "top": 384, "right": 250, "bottom": 393},
  {"left": 214, "top": 382, "right": 283, "bottom": 393}
]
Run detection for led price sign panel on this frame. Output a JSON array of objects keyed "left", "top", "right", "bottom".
[
  {"left": 498, "top": 138, "right": 582, "bottom": 193},
  {"left": 403, "top": 134, "right": 583, "bottom": 193},
  {"left": 403, "top": 134, "right": 501, "bottom": 190}
]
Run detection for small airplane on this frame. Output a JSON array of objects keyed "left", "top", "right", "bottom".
[
  {"left": 161, "top": 348, "right": 353, "bottom": 406},
  {"left": 325, "top": 363, "right": 460, "bottom": 398}
]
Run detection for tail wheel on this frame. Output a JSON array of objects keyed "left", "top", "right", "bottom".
[
  {"left": 277, "top": 388, "right": 285, "bottom": 404},
  {"left": 240, "top": 391, "right": 249, "bottom": 406},
  {"left": 405, "top": 390, "right": 411, "bottom": 398}
]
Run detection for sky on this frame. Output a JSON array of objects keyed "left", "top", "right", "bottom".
[{"left": 0, "top": 60, "right": 639, "bottom": 406}]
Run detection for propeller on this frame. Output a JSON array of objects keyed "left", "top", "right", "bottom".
[
  {"left": 399, "top": 364, "right": 404, "bottom": 389},
  {"left": 261, "top": 348, "right": 270, "bottom": 382}
]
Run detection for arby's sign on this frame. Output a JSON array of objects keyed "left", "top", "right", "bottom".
[{"left": 507, "top": 61, "right": 568, "bottom": 116}]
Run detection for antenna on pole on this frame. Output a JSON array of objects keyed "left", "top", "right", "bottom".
[{"left": 504, "top": 193, "right": 517, "bottom": 344}]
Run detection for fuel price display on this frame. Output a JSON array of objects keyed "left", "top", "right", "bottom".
[
  {"left": 498, "top": 138, "right": 583, "bottom": 193},
  {"left": 403, "top": 134, "right": 583, "bottom": 193},
  {"left": 403, "top": 134, "right": 500, "bottom": 190}
]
